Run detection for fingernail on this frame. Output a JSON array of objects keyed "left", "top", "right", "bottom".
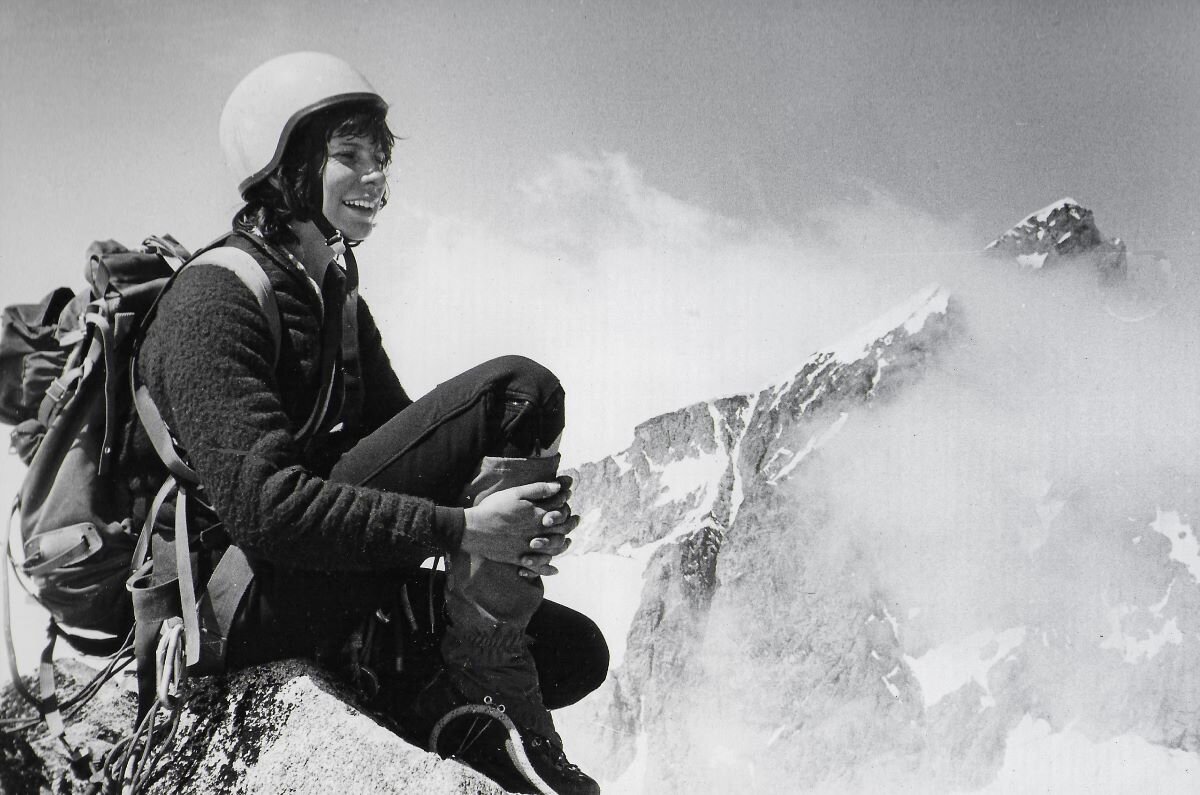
[
  {"left": 522, "top": 557, "right": 534, "bottom": 567},
  {"left": 530, "top": 538, "right": 547, "bottom": 549}
]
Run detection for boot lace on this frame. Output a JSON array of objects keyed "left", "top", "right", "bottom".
[{"left": 527, "top": 734, "right": 585, "bottom": 775}]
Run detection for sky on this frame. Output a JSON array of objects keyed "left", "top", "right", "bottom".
[{"left": 2, "top": 0, "right": 1199, "bottom": 464}]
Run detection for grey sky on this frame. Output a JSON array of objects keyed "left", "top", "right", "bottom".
[
  {"left": 5, "top": 1, "right": 1196, "bottom": 265},
  {"left": 2, "top": 0, "right": 1198, "bottom": 459}
]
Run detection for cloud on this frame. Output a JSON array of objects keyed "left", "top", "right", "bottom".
[
  {"left": 364, "top": 152, "right": 977, "bottom": 464},
  {"left": 816, "top": 252, "right": 1200, "bottom": 645}
]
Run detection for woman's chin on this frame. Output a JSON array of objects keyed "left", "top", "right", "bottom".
[{"left": 337, "top": 220, "right": 376, "bottom": 242}]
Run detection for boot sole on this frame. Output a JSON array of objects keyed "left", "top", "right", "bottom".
[{"left": 430, "top": 703, "right": 557, "bottom": 795}]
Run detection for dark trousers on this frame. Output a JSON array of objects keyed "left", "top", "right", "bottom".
[{"left": 225, "top": 356, "right": 608, "bottom": 711}]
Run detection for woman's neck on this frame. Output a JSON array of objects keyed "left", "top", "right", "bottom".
[{"left": 284, "top": 220, "right": 341, "bottom": 285}]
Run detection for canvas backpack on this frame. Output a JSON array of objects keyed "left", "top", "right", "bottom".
[{"left": 0, "top": 234, "right": 292, "bottom": 782}]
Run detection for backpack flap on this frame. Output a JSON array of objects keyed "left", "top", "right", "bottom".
[
  {"left": 20, "top": 522, "right": 103, "bottom": 578},
  {"left": 86, "top": 240, "right": 176, "bottom": 298}
]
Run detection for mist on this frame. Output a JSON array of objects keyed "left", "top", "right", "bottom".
[
  {"left": 363, "top": 153, "right": 979, "bottom": 465},
  {"left": 660, "top": 243, "right": 1200, "bottom": 793},
  {"left": 822, "top": 251, "right": 1200, "bottom": 648}
]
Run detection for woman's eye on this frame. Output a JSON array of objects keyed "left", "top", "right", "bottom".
[{"left": 330, "top": 147, "right": 384, "bottom": 172}]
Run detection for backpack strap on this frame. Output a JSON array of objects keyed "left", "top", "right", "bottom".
[
  {"left": 131, "top": 240, "right": 345, "bottom": 679},
  {"left": 130, "top": 246, "right": 283, "bottom": 671},
  {"left": 132, "top": 246, "right": 282, "bottom": 485},
  {"left": 233, "top": 229, "right": 362, "bottom": 436},
  {"left": 190, "top": 247, "right": 282, "bottom": 370}
]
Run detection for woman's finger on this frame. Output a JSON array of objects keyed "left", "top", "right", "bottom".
[
  {"left": 541, "top": 503, "right": 574, "bottom": 527},
  {"left": 518, "top": 553, "right": 559, "bottom": 577},
  {"left": 529, "top": 534, "right": 571, "bottom": 555}
]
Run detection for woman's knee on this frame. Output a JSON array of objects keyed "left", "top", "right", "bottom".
[
  {"left": 572, "top": 616, "right": 610, "bottom": 695},
  {"left": 480, "top": 355, "right": 561, "bottom": 401},
  {"left": 474, "top": 355, "right": 564, "bottom": 454},
  {"left": 528, "top": 600, "right": 611, "bottom": 708}
]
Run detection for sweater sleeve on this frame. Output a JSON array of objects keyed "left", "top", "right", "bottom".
[{"left": 139, "top": 264, "right": 441, "bottom": 570}]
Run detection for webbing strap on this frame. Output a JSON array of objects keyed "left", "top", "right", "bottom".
[
  {"left": 20, "top": 523, "right": 100, "bottom": 578},
  {"left": 88, "top": 309, "right": 121, "bottom": 476},
  {"left": 173, "top": 489, "right": 201, "bottom": 668},
  {"left": 197, "top": 545, "right": 254, "bottom": 666},
  {"left": 133, "top": 476, "right": 176, "bottom": 572},
  {"left": 37, "top": 629, "right": 65, "bottom": 737},
  {"left": 339, "top": 249, "right": 364, "bottom": 432},
  {"left": 36, "top": 328, "right": 101, "bottom": 429},
  {"left": 131, "top": 245, "right": 282, "bottom": 486},
  {"left": 2, "top": 498, "right": 37, "bottom": 707},
  {"left": 133, "top": 241, "right": 344, "bottom": 676},
  {"left": 297, "top": 266, "right": 344, "bottom": 439},
  {"left": 133, "top": 384, "right": 198, "bottom": 484},
  {"left": 190, "top": 248, "right": 281, "bottom": 370}
]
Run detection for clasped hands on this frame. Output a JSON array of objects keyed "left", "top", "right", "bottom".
[{"left": 460, "top": 475, "right": 579, "bottom": 578}]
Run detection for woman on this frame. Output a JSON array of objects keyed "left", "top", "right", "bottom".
[{"left": 124, "top": 52, "right": 605, "bottom": 795}]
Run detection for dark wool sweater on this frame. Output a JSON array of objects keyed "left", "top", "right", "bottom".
[{"left": 121, "top": 233, "right": 458, "bottom": 573}]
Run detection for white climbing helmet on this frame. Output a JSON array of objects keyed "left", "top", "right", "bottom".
[{"left": 219, "top": 51, "right": 387, "bottom": 197}]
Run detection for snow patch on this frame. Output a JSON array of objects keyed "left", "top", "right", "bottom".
[
  {"left": 881, "top": 665, "right": 903, "bottom": 700},
  {"left": 1031, "top": 197, "right": 1079, "bottom": 224},
  {"left": 543, "top": 551, "right": 647, "bottom": 669},
  {"left": 767, "top": 412, "right": 849, "bottom": 486},
  {"left": 759, "top": 283, "right": 947, "bottom": 410},
  {"left": 881, "top": 603, "right": 902, "bottom": 641},
  {"left": 576, "top": 505, "right": 604, "bottom": 532},
  {"left": 1151, "top": 580, "right": 1173, "bottom": 616},
  {"left": 1150, "top": 509, "right": 1200, "bottom": 583},
  {"left": 1100, "top": 603, "right": 1183, "bottom": 664},
  {"left": 1016, "top": 252, "right": 1048, "bottom": 269},
  {"left": 727, "top": 393, "right": 759, "bottom": 528},
  {"left": 826, "top": 283, "right": 949, "bottom": 364},
  {"left": 905, "top": 627, "right": 1026, "bottom": 709},
  {"left": 975, "top": 715, "right": 1199, "bottom": 795},
  {"left": 652, "top": 447, "right": 726, "bottom": 508}
]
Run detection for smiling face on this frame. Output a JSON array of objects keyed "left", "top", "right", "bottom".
[{"left": 321, "top": 132, "right": 387, "bottom": 241}]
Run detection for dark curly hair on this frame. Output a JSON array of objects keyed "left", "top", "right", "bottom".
[{"left": 232, "top": 101, "right": 395, "bottom": 245}]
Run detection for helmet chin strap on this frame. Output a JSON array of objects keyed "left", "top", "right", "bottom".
[
  {"left": 311, "top": 214, "right": 348, "bottom": 258},
  {"left": 310, "top": 213, "right": 360, "bottom": 294}
]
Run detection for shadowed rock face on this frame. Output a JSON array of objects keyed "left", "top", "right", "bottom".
[{"left": 560, "top": 203, "right": 1200, "bottom": 793}]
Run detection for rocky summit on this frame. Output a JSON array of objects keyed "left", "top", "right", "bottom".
[
  {"left": 1, "top": 658, "right": 507, "bottom": 794},
  {"left": 1, "top": 658, "right": 506, "bottom": 794},
  {"left": 985, "top": 197, "right": 1127, "bottom": 278}
]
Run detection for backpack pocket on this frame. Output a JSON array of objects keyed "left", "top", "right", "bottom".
[{"left": 0, "top": 287, "right": 76, "bottom": 425}]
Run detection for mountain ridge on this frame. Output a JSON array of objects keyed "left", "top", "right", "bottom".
[{"left": 553, "top": 199, "right": 1199, "bottom": 793}]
